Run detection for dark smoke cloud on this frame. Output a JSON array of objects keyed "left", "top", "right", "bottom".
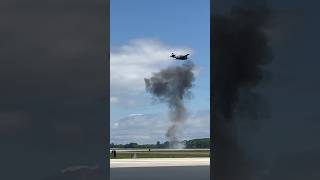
[
  {"left": 0, "top": 0, "right": 108, "bottom": 179},
  {"left": 213, "top": 1, "right": 320, "bottom": 180},
  {"left": 145, "top": 62, "right": 195, "bottom": 148},
  {"left": 212, "top": 1, "right": 273, "bottom": 179}
]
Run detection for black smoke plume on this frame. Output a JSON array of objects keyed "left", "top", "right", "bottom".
[
  {"left": 145, "top": 62, "right": 195, "bottom": 148},
  {"left": 212, "top": 2, "right": 272, "bottom": 180}
]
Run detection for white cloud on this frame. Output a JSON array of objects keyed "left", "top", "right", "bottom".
[
  {"left": 110, "top": 110, "right": 210, "bottom": 144},
  {"left": 183, "top": 110, "right": 211, "bottom": 139},
  {"left": 110, "top": 96, "right": 119, "bottom": 104},
  {"left": 110, "top": 113, "right": 167, "bottom": 144},
  {"left": 110, "top": 39, "right": 193, "bottom": 106},
  {"left": 128, "top": 113, "right": 144, "bottom": 117}
]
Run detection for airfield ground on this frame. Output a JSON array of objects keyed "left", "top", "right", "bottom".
[
  {"left": 110, "top": 157, "right": 210, "bottom": 180},
  {"left": 109, "top": 149, "right": 210, "bottom": 159}
]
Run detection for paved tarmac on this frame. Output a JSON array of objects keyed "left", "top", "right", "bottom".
[
  {"left": 110, "top": 158, "right": 210, "bottom": 168},
  {"left": 110, "top": 166, "right": 210, "bottom": 180},
  {"left": 110, "top": 158, "right": 210, "bottom": 180}
]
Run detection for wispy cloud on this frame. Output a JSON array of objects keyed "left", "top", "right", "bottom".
[
  {"left": 111, "top": 110, "right": 210, "bottom": 144},
  {"left": 110, "top": 96, "right": 119, "bottom": 103}
]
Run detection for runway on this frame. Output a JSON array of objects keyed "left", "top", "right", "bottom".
[
  {"left": 110, "top": 166, "right": 210, "bottom": 180},
  {"left": 110, "top": 157, "right": 210, "bottom": 168},
  {"left": 110, "top": 158, "right": 210, "bottom": 180}
]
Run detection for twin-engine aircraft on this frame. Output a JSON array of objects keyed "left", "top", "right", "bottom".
[{"left": 170, "top": 53, "right": 190, "bottom": 60}]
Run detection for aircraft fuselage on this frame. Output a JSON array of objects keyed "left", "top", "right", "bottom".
[{"left": 171, "top": 54, "right": 190, "bottom": 60}]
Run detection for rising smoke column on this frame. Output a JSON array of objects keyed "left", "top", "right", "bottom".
[
  {"left": 144, "top": 62, "right": 195, "bottom": 148},
  {"left": 212, "top": 2, "right": 273, "bottom": 180}
]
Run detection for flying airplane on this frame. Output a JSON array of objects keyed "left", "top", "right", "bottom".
[{"left": 170, "top": 53, "right": 190, "bottom": 60}]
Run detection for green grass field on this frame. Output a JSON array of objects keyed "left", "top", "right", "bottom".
[{"left": 110, "top": 150, "right": 210, "bottom": 159}]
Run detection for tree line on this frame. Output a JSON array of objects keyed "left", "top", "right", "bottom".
[{"left": 110, "top": 138, "right": 210, "bottom": 149}]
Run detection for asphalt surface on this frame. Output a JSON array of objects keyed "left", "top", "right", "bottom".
[
  {"left": 110, "top": 158, "right": 210, "bottom": 180},
  {"left": 110, "top": 166, "right": 210, "bottom": 180},
  {"left": 111, "top": 158, "right": 209, "bottom": 168}
]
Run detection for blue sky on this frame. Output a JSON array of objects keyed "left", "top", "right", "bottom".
[{"left": 110, "top": 0, "right": 210, "bottom": 144}]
